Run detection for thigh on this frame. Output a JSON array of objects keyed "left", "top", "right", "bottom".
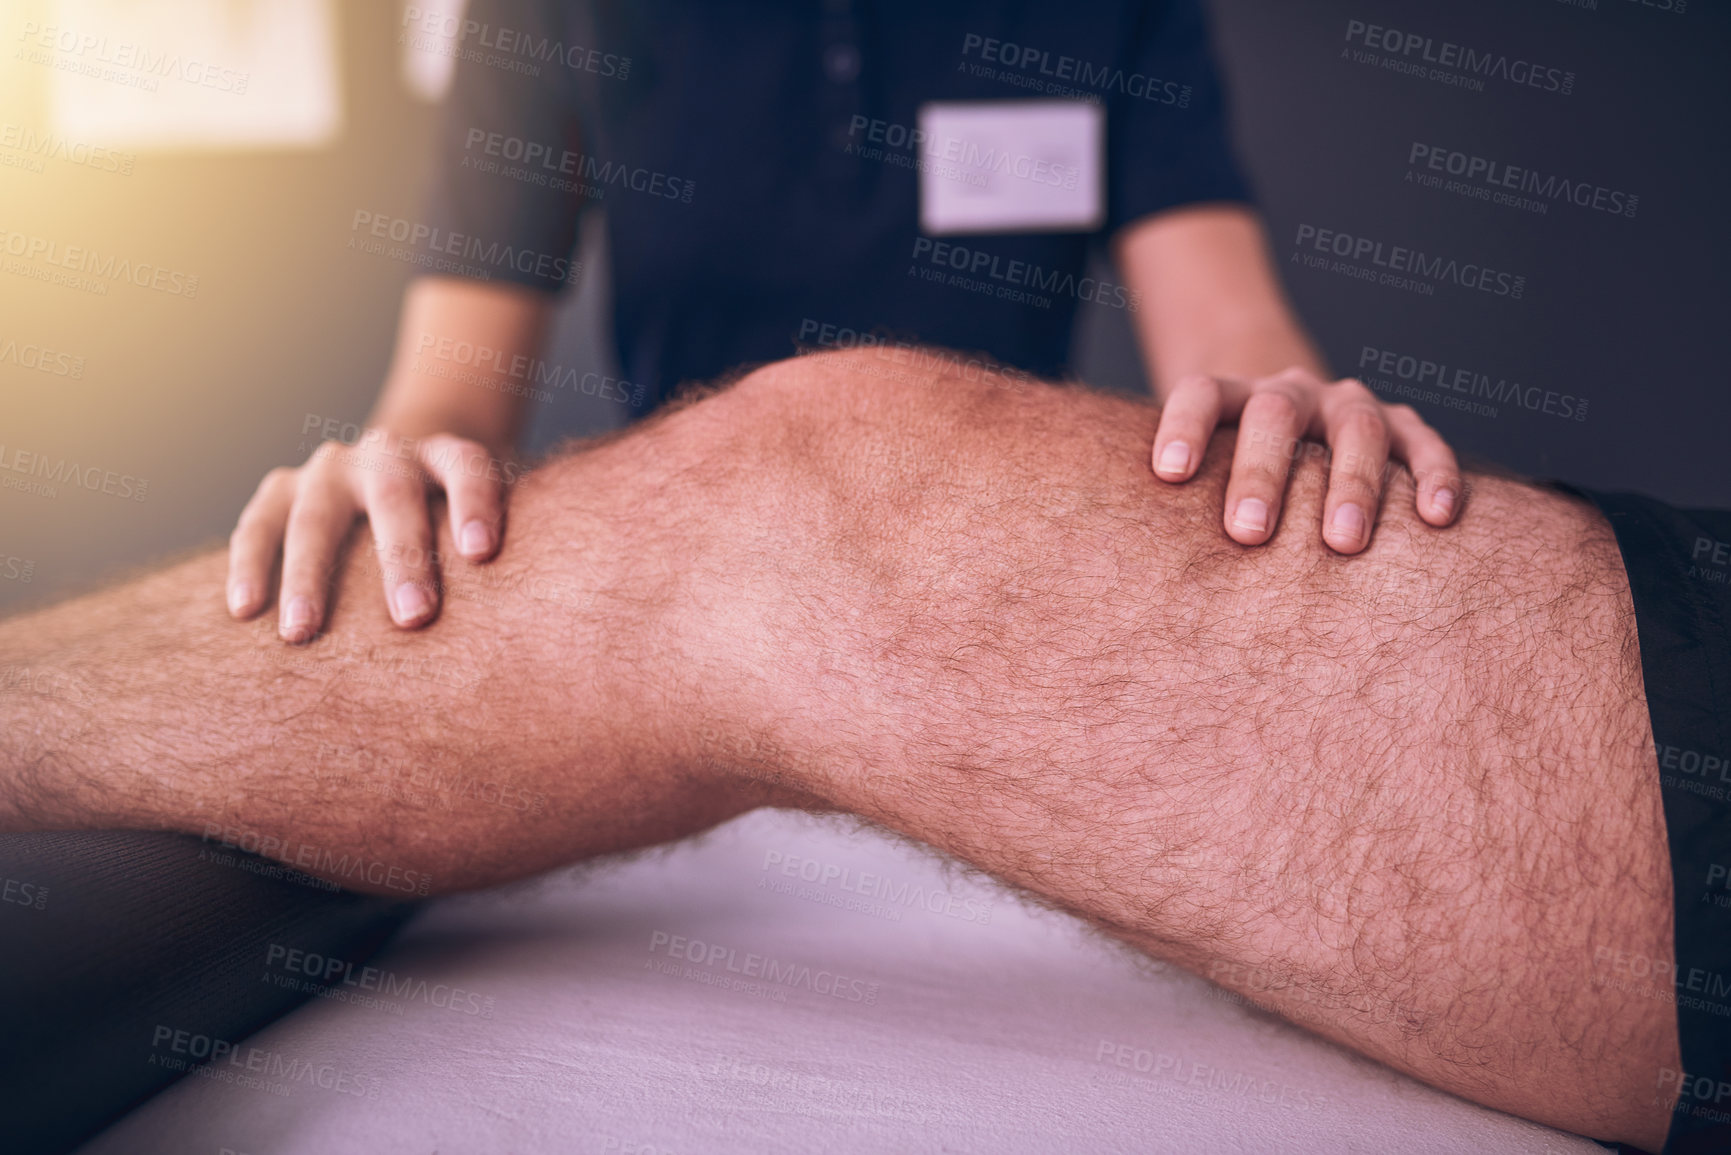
[{"left": 726, "top": 357, "right": 1678, "bottom": 1147}]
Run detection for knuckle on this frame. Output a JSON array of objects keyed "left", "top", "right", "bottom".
[
  {"left": 1269, "top": 366, "right": 1322, "bottom": 389},
  {"left": 1335, "top": 451, "right": 1386, "bottom": 484},
  {"left": 230, "top": 511, "right": 268, "bottom": 540},
  {"left": 421, "top": 432, "right": 473, "bottom": 455},
  {"left": 282, "top": 521, "right": 321, "bottom": 550},
  {"left": 375, "top": 536, "right": 434, "bottom": 580},
  {"left": 1174, "top": 374, "right": 1220, "bottom": 402},
  {"left": 413, "top": 434, "right": 453, "bottom": 462},
  {"left": 309, "top": 441, "right": 358, "bottom": 474},
  {"left": 1244, "top": 388, "right": 1303, "bottom": 426},
  {"left": 1418, "top": 459, "right": 1462, "bottom": 486},
  {"left": 385, "top": 523, "right": 434, "bottom": 553},
  {"left": 1238, "top": 423, "right": 1299, "bottom": 461},
  {"left": 442, "top": 463, "right": 489, "bottom": 493},
  {"left": 1338, "top": 405, "right": 1388, "bottom": 442},
  {"left": 455, "top": 486, "right": 502, "bottom": 516},
  {"left": 370, "top": 473, "right": 426, "bottom": 503},
  {"left": 1331, "top": 469, "right": 1379, "bottom": 500},
  {"left": 281, "top": 574, "right": 323, "bottom": 599},
  {"left": 1156, "top": 406, "right": 1195, "bottom": 435},
  {"left": 284, "top": 502, "right": 336, "bottom": 538},
  {"left": 299, "top": 456, "right": 341, "bottom": 491},
  {"left": 467, "top": 474, "right": 506, "bottom": 500},
  {"left": 278, "top": 554, "right": 319, "bottom": 587},
  {"left": 1237, "top": 455, "right": 1290, "bottom": 485}
]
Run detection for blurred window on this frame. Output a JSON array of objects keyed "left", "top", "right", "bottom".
[
  {"left": 45, "top": 0, "right": 341, "bottom": 151},
  {"left": 400, "top": 0, "right": 467, "bottom": 103}
]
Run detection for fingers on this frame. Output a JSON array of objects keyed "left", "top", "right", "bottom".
[
  {"left": 278, "top": 450, "right": 361, "bottom": 642},
  {"left": 1385, "top": 404, "right": 1462, "bottom": 526},
  {"left": 1318, "top": 382, "right": 1390, "bottom": 555},
  {"left": 361, "top": 460, "right": 440, "bottom": 630},
  {"left": 1222, "top": 378, "right": 1316, "bottom": 545},
  {"left": 415, "top": 434, "right": 505, "bottom": 562},
  {"left": 226, "top": 467, "right": 297, "bottom": 619},
  {"left": 1151, "top": 375, "right": 1225, "bottom": 483},
  {"left": 1197, "top": 368, "right": 1463, "bottom": 552},
  {"left": 234, "top": 430, "right": 507, "bottom": 643}
]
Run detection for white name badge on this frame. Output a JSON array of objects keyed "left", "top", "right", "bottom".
[{"left": 917, "top": 100, "right": 1104, "bottom": 236}]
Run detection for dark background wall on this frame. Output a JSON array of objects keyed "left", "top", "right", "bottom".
[
  {"left": 1081, "top": 0, "right": 1731, "bottom": 500},
  {"left": 2, "top": 0, "right": 1726, "bottom": 617}
]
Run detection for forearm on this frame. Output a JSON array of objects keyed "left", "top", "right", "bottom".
[
  {"left": 1155, "top": 314, "right": 1322, "bottom": 389},
  {"left": 367, "top": 276, "right": 554, "bottom": 452},
  {"left": 1116, "top": 204, "right": 1326, "bottom": 394}
]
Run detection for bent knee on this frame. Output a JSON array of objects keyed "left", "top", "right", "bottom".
[{"left": 729, "top": 346, "right": 1030, "bottom": 426}]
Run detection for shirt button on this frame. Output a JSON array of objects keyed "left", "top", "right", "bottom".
[{"left": 824, "top": 43, "right": 860, "bottom": 83}]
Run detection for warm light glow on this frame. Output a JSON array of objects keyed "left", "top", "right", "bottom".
[
  {"left": 43, "top": 0, "right": 342, "bottom": 151},
  {"left": 400, "top": 0, "right": 467, "bottom": 103}
]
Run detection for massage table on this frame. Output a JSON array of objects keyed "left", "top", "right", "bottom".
[{"left": 20, "top": 811, "right": 1605, "bottom": 1154}]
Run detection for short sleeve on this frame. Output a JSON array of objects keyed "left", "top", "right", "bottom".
[
  {"left": 1106, "top": 0, "right": 1254, "bottom": 233},
  {"left": 420, "top": 0, "right": 587, "bottom": 294}
]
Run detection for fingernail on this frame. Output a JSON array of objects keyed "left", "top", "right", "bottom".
[
  {"left": 393, "top": 582, "right": 432, "bottom": 624},
  {"left": 1329, "top": 503, "right": 1367, "bottom": 546},
  {"left": 1232, "top": 498, "right": 1268, "bottom": 534},
  {"left": 1156, "top": 441, "right": 1191, "bottom": 477},
  {"left": 459, "top": 519, "right": 492, "bottom": 557},
  {"left": 1433, "top": 487, "right": 1456, "bottom": 519},
  {"left": 282, "top": 596, "right": 316, "bottom": 640},
  {"left": 227, "top": 582, "right": 254, "bottom": 615}
]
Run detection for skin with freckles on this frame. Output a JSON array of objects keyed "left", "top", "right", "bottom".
[{"left": 0, "top": 349, "right": 1676, "bottom": 1150}]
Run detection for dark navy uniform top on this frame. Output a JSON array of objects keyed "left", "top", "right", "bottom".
[{"left": 423, "top": 0, "right": 1251, "bottom": 413}]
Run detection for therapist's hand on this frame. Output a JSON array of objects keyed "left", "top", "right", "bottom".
[
  {"left": 226, "top": 428, "right": 509, "bottom": 642},
  {"left": 1150, "top": 367, "right": 1461, "bottom": 554}
]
